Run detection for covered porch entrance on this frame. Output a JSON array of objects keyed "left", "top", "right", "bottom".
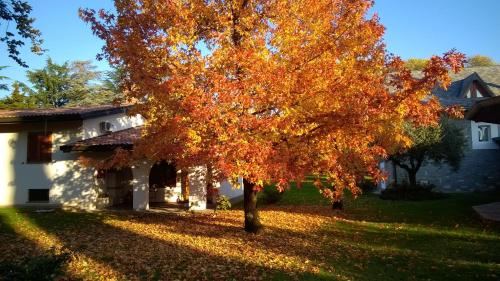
[{"left": 60, "top": 127, "right": 208, "bottom": 211}]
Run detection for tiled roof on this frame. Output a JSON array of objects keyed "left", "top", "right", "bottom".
[
  {"left": 60, "top": 126, "right": 142, "bottom": 152},
  {"left": 0, "top": 104, "right": 132, "bottom": 123},
  {"left": 447, "top": 66, "right": 500, "bottom": 96},
  {"left": 413, "top": 66, "right": 500, "bottom": 109},
  {"left": 466, "top": 95, "right": 500, "bottom": 124}
]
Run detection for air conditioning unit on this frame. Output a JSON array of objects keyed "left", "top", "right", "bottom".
[{"left": 99, "top": 121, "right": 114, "bottom": 134}]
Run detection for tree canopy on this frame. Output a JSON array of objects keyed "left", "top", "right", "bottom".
[
  {"left": 0, "top": 59, "right": 122, "bottom": 109},
  {"left": 405, "top": 58, "right": 429, "bottom": 71},
  {"left": 0, "top": 0, "right": 44, "bottom": 67},
  {"left": 0, "top": 81, "right": 35, "bottom": 108},
  {"left": 390, "top": 120, "right": 466, "bottom": 187},
  {"left": 0, "top": 66, "right": 8, "bottom": 91},
  {"left": 81, "top": 0, "right": 465, "bottom": 232},
  {"left": 467, "top": 55, "right": 496, "bottom": 67}
]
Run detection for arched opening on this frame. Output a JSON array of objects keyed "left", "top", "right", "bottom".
[{"left": 149, "top": 161, "right": 178, "bottom": 203}]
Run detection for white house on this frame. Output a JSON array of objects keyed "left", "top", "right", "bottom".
[
  {"left": 385, "top": 66, "right": 500, "bottom": 192},
  {"left": 0, "top": 105, "right": 242, "bottom": 210}
]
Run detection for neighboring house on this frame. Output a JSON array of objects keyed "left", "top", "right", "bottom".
[
  {"left": 387, "top": 66, "right": 500, "bottom": 192},
  {"left": 0, "top": 105, "right": 242, "bottom": 210}
]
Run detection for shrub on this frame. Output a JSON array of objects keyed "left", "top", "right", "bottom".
[
  {"left": 261, "top": 184, "right": 283, "bottom": 204},
  {"left": 380, "top": 183, "right": 447, "bottom": 201},
  {"left": 0, "top": 248, "right": 71, "bottom": 281},
  {"left": 358, "top": 176, "right": 377, "bottom": 193},
  {"left": 215, "top": 195, "right": 231, "bottom": 211}
]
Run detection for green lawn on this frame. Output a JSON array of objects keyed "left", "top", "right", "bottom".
[
  {"left": 1, "top": 183, "right": 499, "bottom": 280},
  {"left": 272, "top": 183, "right": 500, "bottom": 280}
]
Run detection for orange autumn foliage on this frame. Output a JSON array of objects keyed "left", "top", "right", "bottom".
[{"left": 80, "top": 0, "right": 465, "bottom": 200}]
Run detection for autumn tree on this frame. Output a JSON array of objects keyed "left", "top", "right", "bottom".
[
  {"left": 390, "top": 120, "right": 466, "bottom": 187},
  {"left": 405, "top": 58, "right": 429, "bottom": 71},
  {"left": 467, "top": 55, "right": 496, "bottom": 67},
  {"left": 0, "top": 0, "right": 44, "bottom": 67},
  {"left": 81, "top": 0, "right": 465, "bottom": 232}
]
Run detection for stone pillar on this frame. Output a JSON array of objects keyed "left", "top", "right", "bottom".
[
  {"left": 131, "top": 160, "right": 152, "bottom": 211},
  {"left": 187, "top": 166, "right": 207, "bottom": 211}
]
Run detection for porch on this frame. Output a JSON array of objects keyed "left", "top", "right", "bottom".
[{"left": 60, "top": 127, "right": 212, "bottom": 211}]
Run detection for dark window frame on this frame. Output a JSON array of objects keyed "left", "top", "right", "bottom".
[{"left": 27, "top": 131, "right": 53, "bottom": 163}]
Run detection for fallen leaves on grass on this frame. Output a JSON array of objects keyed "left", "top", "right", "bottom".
[{"left": 0, "top": 206, "right": 337, "bottom": 280}]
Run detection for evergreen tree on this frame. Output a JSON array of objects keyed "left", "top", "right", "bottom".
[
  {"left": 0, "top": 66, "right": 8, "bottom": 91},
  {"left": 0, "top": 81, "right": 35, "bottom": 109}
]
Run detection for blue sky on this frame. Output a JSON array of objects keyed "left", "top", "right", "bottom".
[{"left": 1, "top": 0, "right": 500, "bottom": 97}]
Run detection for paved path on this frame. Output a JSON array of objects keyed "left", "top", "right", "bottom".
[{"left": 473, "top": 202, "right": 500, "bottom": 222}]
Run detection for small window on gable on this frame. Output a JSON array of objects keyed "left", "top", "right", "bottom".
[
  {"left": 468, "top": 81, "right": 488, "bottom": 98},
  {"left": 27, "top": 132, "right": 52, "bottom": 163},
  {"left": 478, "top": 125, "right": 490, "bottom": 142},
  {"left": 28, "top": 189, "right": 49, "bottom": 202}
]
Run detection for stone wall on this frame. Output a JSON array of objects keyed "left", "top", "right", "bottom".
[{"left": 387, "top": 119, "right": 500, "bottom": 192}]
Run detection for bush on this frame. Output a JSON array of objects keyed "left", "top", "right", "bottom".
[
  {"left": 380, "top": 183, "right": 447, "bottom": 201},
  {"left": 261, "top": 184, "right": 283, "bottom": 204},
  {"left": 0, "top": 248, "right": 71, "bottom": 281},
  {"left": 215, "top": 195, "right": 231, "bottom": 211},
  {"left": 358, "top": 176, "right": 377, "bottom": 193}
]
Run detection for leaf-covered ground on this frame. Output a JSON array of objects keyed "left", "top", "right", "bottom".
[{"left": 1, "top": 184, "right": 499, "bottom": 280}]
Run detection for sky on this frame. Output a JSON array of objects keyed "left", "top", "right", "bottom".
[{"left": 1, "top": 0, "right": 500, "bottom": 97}]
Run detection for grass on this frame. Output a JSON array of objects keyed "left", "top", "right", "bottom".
[{"left": 1, "top": 182, "right": 499, "bottom": 280}]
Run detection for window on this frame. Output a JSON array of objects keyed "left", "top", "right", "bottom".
[
  {"left": 28, "top": 189, "right": 49, "bottom": 202},
  {"left": 467, "top": 81, "right": 488, "bottom": 98},
  {"left": 149, "top": 162, "right": 177, "bottom": 189},
  {"left": 27, "top": 132, "right": 52, "bottom": 163},
  {"left": 478, "top": 125, "right": 490, "bottom": 142}
]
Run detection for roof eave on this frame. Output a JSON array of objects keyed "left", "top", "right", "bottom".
[
  {"left": 466, "top": 96, "right": 500, "bottom": 124},
  {"left": 60, "top": 143, "right": 134, "bottom": 153},
  {"left": 0, "top": 105, "right": 133, "bottom": 124}
]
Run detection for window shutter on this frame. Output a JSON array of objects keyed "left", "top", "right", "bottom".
[
  {"left": 27, "top": 132, "right": 52, "bottom": 163},
  {"left": 27, "top": 132, "right": 40, "bottom": 163},
  {"left": 40, "top": 133, "right": 52, "bottom": 162}
]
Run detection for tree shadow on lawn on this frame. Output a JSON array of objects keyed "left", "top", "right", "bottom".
[
  {"left": 3, "top": 206, "right": 500, "bottom": 281},
  {"left": 251, "top": 203, "right": 500, "bottom": 281},
  {"left": 110, "top": 204, "right": 500, "bottom": 281},
  {"left": 3, "top": 208, "right": 337, "bottom": 280},
  {"left": 0, "top": 208, "right": 46, "bottom": 263},
  {"left": 274, "top": 190, "right": 500, "bottom": 230},
  {"left": 0, "top": 208, "right": 83, "bottom": 281},
  {"left": 268, "top": 216, "right": 500, "bottom": 281}
]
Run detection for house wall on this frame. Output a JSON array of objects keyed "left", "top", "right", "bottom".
[
  {"left": 82, "top": 113, "right": 144, "bottom": 139},
  {"left": 148, "top": 170, "right": 182, "bottom": 203},
  {"left": 0, "top": 110, "right": 243, "bottom": 209},
  {"left": 218, "top": 178, "right": 244, "bottom": 201},
  {"left": 147, "top": 172, "right": 244, "bottom": 203},
  {"left": 0, "top": 113, "right": 143, "bottom": 208},
  {"left": 387, "top": 119, "right": 500, "bottom": 192},
  {"left": 470, "top": 121, "right": 500, "bottom": 149}
]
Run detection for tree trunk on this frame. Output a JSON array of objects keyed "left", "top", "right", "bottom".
[
  {"left": 243, "top": 178, "right": 262, "bottom": 233},
  {"left": 332, "top": 199, "right": 343, "bottom": 210},
  {"left": 408, "top": 170, "right": 417, "bottom": 188},
  {"left": 206, "top": 166, "right": 215, "bottom": 204}
]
